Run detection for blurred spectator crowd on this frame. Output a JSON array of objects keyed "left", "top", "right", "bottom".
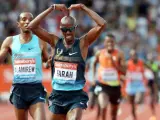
[{"left": 0, "top": 0, "right": 160, "bottom": 63}]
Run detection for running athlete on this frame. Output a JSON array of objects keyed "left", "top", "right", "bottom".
[
  {"left": 0, "top": 12, "right": 48, "bottom": 120},
  {"left": 93, "top": 34, "right": 126, "bottom": 120},
  {"left": 125, "top": 49, "right": 146, "bottom": 120},
  {"left": 28, "top": 4, "right": 106, "bottom": 120},
  {"left": 146, "top": 53, "right": 159, "bottom": 103},
  {"left": 85, "top": 54, "right": 100, "bottom": 120},
  {"left": 144, "top": 65, "right": 156, "bottom": 119}
]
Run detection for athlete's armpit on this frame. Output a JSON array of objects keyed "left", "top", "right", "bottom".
[
  {"left": 0, "top": 37, "right": 12, "bottom": 63},
  {"left": 41, "top": 40, "right": 49, "bottom": 62}
]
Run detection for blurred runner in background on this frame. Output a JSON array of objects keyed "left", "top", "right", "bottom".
[
  {"left": 85, "top": 48, "right": 100, "bottom": 120},
  {"left": 93, "top": 34, "right": 126, "bottom": 120},
  {"left": 125, "top": 49, "right": 146, "bottom": 120}
]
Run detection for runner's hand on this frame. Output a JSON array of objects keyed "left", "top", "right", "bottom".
[
  {"left": 46, "top": 92, "right": 50, "bottom": 106},
  {"left": 45, "top": 56, "right": 52, "bottom": 69},
  {"left": 91, "top": 81, "right": 96, "bottom": 86},
  {"left": 53, "top": 4, "right": 69, "bottom": 15},
  {"left": 110, "top": 55, "right": 118, "bottom": 68},
  {"left": 68, "top": 4, "right": 85, "bottom": 11},
  {"left": 47, "top": 56, "right": 52, "bottom": 63}
]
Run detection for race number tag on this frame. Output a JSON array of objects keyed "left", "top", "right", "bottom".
[
  {"left": 101, "top": 68, "right": 118, "bottom": 81},
  {"left": 14, "top": 59, "right": 36, "bottom": 75},
  {"left": 130, "top": 72, "right": 143, "bottom": 81},
  {"left": 54, "top": 61, "right": 78, "bottom": 81}
]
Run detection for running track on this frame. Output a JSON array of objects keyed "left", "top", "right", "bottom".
[{"left": 0, "top": 103, "right": 159, "bottom": 120}]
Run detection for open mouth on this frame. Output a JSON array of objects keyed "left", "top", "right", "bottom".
[{"left": 66, "top": 35, "right": 72, "bottom": 39}]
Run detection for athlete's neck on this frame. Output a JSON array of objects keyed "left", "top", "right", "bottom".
[
  {"left": 63, "top": 39, "right": 75, "bottom": 48},
  {"left": 107, "top": 49, "right": 114, "bottom": 54},
  {"left": 133, "top": 59, "right": 138, "bottom": 64},
  {"left": 19, "top": 33, "right": 32, "bottom": 44}
]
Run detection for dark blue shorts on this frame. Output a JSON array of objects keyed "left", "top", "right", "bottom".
[
  {"left": 48, "top": 89, "right": 89, "bottom": 114},
  {"left": 9, "top": 83, "right": 47, "bottom": 109}
]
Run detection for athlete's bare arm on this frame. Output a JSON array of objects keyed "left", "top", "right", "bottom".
[
  {"left": 69, "top": 4, "right": 106, "bottom": 59},
  {"left": 28, "top": 4, "right": 68, "bottom": 47},
  {"left": 93, "top": 51, "right": 100, "bottom": 81},
  {"left": 40, "top": 40, "right": 49, "bottom": 63},
  {"left": 0, "top": 37, "right": 12, "bottom": 63},
  {"left": 112, "top": 51, "right": 126, "bottom": 75},
  {"left": 119, "top": 51, "right": 126, "bottom": 74},
  {"left": 69, "top": 4, "right": 106, "bottom": 45}
]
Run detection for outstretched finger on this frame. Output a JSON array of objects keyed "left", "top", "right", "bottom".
[{"left": 68, "top": 5, "right": 74, "bottom": 10}]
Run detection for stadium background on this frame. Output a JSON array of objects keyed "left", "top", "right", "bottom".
[{"left": 0, "top": 0, "right": 160, "bottom": 120}]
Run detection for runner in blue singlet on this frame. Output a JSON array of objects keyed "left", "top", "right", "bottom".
[{"left": 0, "top": 12, "right": 48, "bottom": 120}]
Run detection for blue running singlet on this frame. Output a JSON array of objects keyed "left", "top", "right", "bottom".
[{"left": 11, "top": 34, "right": 42, "bottom": 84}]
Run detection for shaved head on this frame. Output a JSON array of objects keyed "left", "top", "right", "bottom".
[
  {"left": 60, "top": 16, "right": 76, "bottom": 26},
  {"left": 60, "top": 16, "right": 77, "bottom": 45},
  {"left": 130, "top": 49, "right": 138, "bottom": 62},
  {"left": 130, "top": 49, "right": 136, "bottom": 56}
]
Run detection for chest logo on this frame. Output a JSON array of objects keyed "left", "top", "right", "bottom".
[
  {"left": 69, "top": 52, "right": 78, "bottom": 56},
  {"left": 56, "top": 48, "right": 63, "bottom": 56},
  {"left": 28, "top": 48, "right": 34, "bottom": 50}
]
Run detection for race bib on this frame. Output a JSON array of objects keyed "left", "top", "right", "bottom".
[
  {"left": 14, "top": 59, "right": 36, "bottom": 76},
  {"left": 54, "top": 62, "right": 78, "bottom": 81},
  {"left": 101, "top": 68, "right": 118, "bottom": 81},
  {"left": 130, "top": 72, "right": 143, "bottom": 81}
]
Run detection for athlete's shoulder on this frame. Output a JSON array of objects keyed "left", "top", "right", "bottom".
[
  {"left": 32, "top": 34, "right": 42, "bottom": 41},
  {"left": 1, "top": 36, "right": 13, "bottom": 50},
  {"left": 127, "top": 59, "right": 133, "bottom": 65},
  {"left": 116, "top": 48, "right": 122, "bottom": 53},
  {"left": 4, "top": 36, "right": 13, "bottom": 43},
  {"left": 113, "top": 48, "right": 123, "bottom": 54},
  {"left": 100, "top": 48, "right": 106, "bottom": 53}
]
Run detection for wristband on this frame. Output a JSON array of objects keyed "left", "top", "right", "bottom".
[
  {"left": 53, "top": 4, "right": 56, "bottom": 10},
  {"left": 51, "top": 4, "right": 56, "bottom": 10}
]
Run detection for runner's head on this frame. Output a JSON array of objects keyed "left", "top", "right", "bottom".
[
  {"left": 60, "top": 16, "right": 77, "bottom": 45},
  {"left": 147, "top": 53, "right": 154, "bottom": 63},
  {"left": 130, "top": 49, "right": 138, "bottom": 62},
  {"left": 17, "top": 12, "right": 33, "bottom": 33},
  {"left": 104, "top": 34, "right": 115, "bottom": 53}
]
